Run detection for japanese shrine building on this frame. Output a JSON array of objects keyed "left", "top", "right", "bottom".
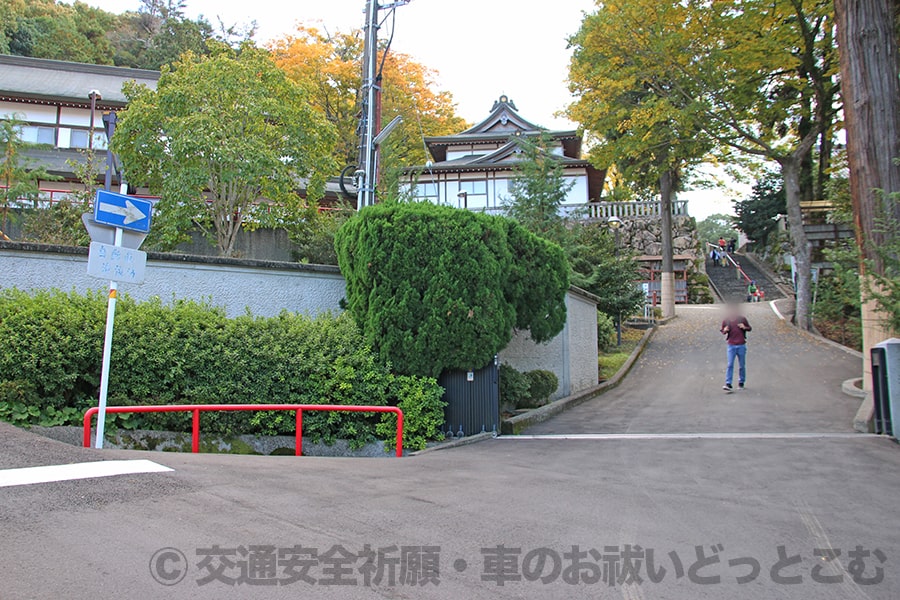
[{"left": 402, "top": 95, "right": 605, "bottom": 213}]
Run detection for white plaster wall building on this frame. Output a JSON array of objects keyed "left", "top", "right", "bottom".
[
  {"left": 0, "top": 54, "right": 160, "bottom": 199},
  {"left": 402, "top": 95, "right": 606, "bottom": 213}
]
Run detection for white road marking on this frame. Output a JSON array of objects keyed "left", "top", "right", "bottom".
[
  {"left": 769, "top": 300, "right": 786, "bottom": 320},
  {"left": 0, "top": 459, "right": 173, "bottom": 488},
  {"left": 504, "top": 432, "right": 878, "bottom": 441}
]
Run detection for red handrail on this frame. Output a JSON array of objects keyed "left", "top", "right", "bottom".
[
  {"left": 706, "top": 242, "right": 753, "bottom": 284},
  {"left": 83, "top": 404, "right": 404, "bottom": 457}
]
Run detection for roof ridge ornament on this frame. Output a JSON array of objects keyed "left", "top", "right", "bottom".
[{"left": 490, "top": 94, "right": 518, "bottom": 112}]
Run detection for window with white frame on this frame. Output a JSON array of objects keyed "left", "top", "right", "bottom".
[
  {"left": 414, "top": 182, "right": 440, "bottom": 202},
  {"left": 458, "top": 180, "right": 487, "bottom": 208},
  {"left": 19, "top": 125, "right": 55, "bottom": 145},
  {"left": 69, "top": 129, "right": 90, "bottom": 149}
]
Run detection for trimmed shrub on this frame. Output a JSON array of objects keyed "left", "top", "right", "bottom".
[
  {"left": 597, "top": 311, "right": 617, "bottom": 352},
  {"left": 499, "top": 365, "right": 559, "bottom": 410},
  {"left": 499, "top": 363, "right": 529, "bottom": 411},
  {"left": 524, "top": 370, "right": 558, "bottom": 407},
  {"left": 0, "top": 289, "right": 445, "bottom": 450},
  {"left": 335, "top": 203, "right": 568, "bottom": 377}
]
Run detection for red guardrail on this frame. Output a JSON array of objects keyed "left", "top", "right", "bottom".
[{"left": 83, "top": 404, "right": 404, "bottom": 457}]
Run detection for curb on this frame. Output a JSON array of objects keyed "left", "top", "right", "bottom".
[
  {"left": 500, "top": 326, "right": 657, "bottom": 435},
  {"left": 770, "top": 298, "right": 864, "bottom": 359},
  {"left": 842, "top": 377, "right": 874, "bottom": 434},
  {"left": 772, "top": 299, "right": 869, "bottom": 433},
  {"left": 409, "top": 431, "right": 495, "bottom": 456},
  {"left": 853, "top": 391, "right": 875, "bottom": 434},
  {"left": 842, "top": 377, "right": 866, "bottom": 399}
]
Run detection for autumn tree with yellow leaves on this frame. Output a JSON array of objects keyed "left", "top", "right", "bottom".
[
  {"left": 270, "top": 26, "right": 467, "bottom": 183},
  {"left": 568, "top": 0, "right": 839, "bottom": 330}
]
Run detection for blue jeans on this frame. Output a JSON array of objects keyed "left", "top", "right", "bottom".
[{"left": 726, "top": 344, "right": 747, "bottom": 386}]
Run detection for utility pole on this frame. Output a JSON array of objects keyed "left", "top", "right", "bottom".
[
  {"left": 356, "top": 0, "right": 380, "bottom": 209},
  {"left": 355, "top": 0, "right": 410, "bottom": 209}
]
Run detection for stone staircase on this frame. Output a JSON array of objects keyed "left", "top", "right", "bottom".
[{"left": 705, "top": 251, "right": 785, "bottom": 304}]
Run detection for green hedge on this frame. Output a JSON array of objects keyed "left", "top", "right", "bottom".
[
  {"left": 0, "top": 289, "right": 444, "bottom": 450},
  {"left": 335, "top": 202, "right": 569, "bottom": 377}
]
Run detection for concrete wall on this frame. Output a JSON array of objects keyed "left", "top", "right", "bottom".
[
  {"left": 0, "top": 242, "right": 344, "bottom": 318},
  {"left": 566, "top": 290, "right": 600, "bottom": 395},
  {"left": 499, "top": 288, "right": 599, "bottom": 401},
  {"left": 1, "top": 243, "right": 597, "bottom": 395}
]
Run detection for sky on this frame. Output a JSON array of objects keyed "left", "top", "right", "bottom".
[{"left": 79, "top": 0, "right": 745, "bottom": 218}]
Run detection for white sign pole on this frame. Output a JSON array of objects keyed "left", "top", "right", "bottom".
[{"left": 94, "top": 226, "right": 123, "bottom": 449}]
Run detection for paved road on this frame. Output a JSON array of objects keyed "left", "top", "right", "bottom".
[
  {"left": 527, "top": 303, "right": 863, "bottom": 434},
  {"left": 2, "top": 303, "right": 899, "bottom": 600}
]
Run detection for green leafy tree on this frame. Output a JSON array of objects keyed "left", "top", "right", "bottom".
[
  {"left": 734, "top": 172, "right": 787, "bottom": 250},
  {"left": 814, "top": 241, "right": 862, "bottom": 350},
  {"left": 568, "top": 224, "right": 645, "bottom": 320},
  {"left": 0, "top": 0, "right": 246, "bottom": 69},
  {"left": 21, "top": 149, "right": 100, "bottom": 247},
  {"left": 287, "top": 204, "right": 353, "bottom": 266},
  {"left": 503, "top": 134, "right": 574, "bottom": 244},
  {"left": 862, "top": 216, "right": 900, "bottom": 333},
  {"left": 335, "top": 203, "right": 568, "bottom": 378},
  {"left": 697, "top": 214, "right": 737, "bottom": 246},
  {"left": 502, "top": 138, "right": 644, "bottom": 324},
  {"left": 110, "top": 0, "right": 252, "bottom": 70},
  {"left": 0, "top": 0, "right": 118, "bottom": 64},
  {"left": 0, "top": 115, "right": 56, "bottom": 236},
  {"left": 568, "top": 2, "right": 714, "bottom": 318},
  {"left": 113, "top": 44, "right": 337, "bottom": 256}
]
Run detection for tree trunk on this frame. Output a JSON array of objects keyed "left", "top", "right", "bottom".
[
  {"left": 835, "top": 0, "right": 900, "bottom": 390},
  {"left": 659, "top": 169, "right": 676, "bottom": 319},
  {"left": 779, "top": 157, "right": 813, "bottom": 331}
]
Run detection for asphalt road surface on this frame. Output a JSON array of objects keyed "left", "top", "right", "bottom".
[{"left": 2, "top": 303, "right": 898, "bottom": 600}]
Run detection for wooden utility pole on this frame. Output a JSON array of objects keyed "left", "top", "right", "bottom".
[{"left": 835, "top": 0, "right": 900, "bottom": 390}]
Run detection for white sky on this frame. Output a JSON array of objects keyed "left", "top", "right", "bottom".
[{"left": 79, "top": 0, "right": 742, "bottom": 218}]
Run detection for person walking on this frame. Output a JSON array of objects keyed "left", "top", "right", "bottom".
[
  {"left": 747, "top": 280, "right": 758, "bottom": 302},
  {"left": 721, "top": 304, "right": 752, "bottom": 392}
]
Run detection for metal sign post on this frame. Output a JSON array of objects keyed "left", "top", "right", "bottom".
[
  {"left": 94, "top": 226, "right": 123, "bottom": 449},
  {"left": 84, "top": 188, "right": 152, "bottom": 448}
]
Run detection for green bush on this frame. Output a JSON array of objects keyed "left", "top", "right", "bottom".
[
  {"left": 499, "top": 365, "right": 558, "bottom": 410},
  {"left": 688, "top": 269, "right": 715, "bottom": 304},
  {"left": 499, "top": 363, "right": 529, "bottom": 411},
  {"left": 0, "top": 289, "right": 445, "bottom": 450},
  {"left": 597, "top": 311, "right": 617, "bottom": 352},
  {"left": 0, "top": 289, "right": 105, "bottom": 412},
  {"left": 335, "top": 202, "right": 568, "bottom": 377},
  {"left": 524, "top": 370, "right": 558, "bottom": 407}
]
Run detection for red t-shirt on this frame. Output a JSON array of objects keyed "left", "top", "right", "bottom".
[{"left": 721, "top": 317, "right": 752, "bottom": 345}]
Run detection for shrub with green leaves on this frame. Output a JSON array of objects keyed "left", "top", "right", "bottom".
[
  {"left": 597, "top": 311, "right": 617, "bottom": 352},
  {"left": 0, "top": 289, "right": 444, "bottom": 450},
  {"left": 499, "top": 363, "right": 529, "bottom": 411},
  {"left": 335, "top": 202, "right": 569, "bottom": 377},
  {"left": 524, "top": 370, "right": 558, "bottom": 408}
]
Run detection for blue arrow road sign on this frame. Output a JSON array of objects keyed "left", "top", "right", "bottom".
[{"left": 93, "top": 190, "right": 153, "bottom": 233}]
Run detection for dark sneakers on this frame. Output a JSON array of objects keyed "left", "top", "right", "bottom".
[
  {"left": 723, "top": 384, "right": 733, "bottom": 392},
  {"left": 738, "top": 382, "right": 745, "bottom": 389}
]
